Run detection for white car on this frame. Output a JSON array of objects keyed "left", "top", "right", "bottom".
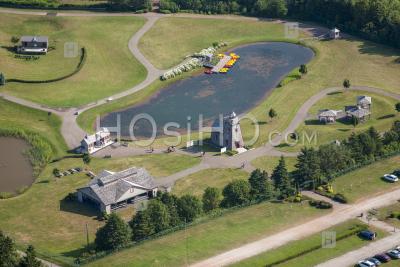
[
  {"left": 358, "top": 260, "right": 376, "bottom": 267},
  {"left": 383, "top": 174, "right": 399, "bottom": 182}
]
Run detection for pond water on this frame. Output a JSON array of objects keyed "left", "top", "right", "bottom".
[
  {"left": 0, "top": 137, "right": 34, "bottom": 193},
  {"left": 101, "top": 42, "right": 314, "bottom": 138}
]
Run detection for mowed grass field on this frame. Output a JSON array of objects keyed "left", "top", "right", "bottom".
[
  {"left": 138, "top": 17, "right": 294, "bottom": 70},
  {"left": 231, "top": 220, "right": 387, "bottom": 267},
  {"left": 0, "top": 98, "right": 67, "bottom": 157},
  {"left": 279, "top": 90, "right": 399, "bottom": 152},
  {"left": 0, "top": 14, "right": 147, "bottom": 107},
  {"left": 378, "top": 202, "right": 400, "bottom": 229},
  {"left": 172, "top": 168, "right": 249, "bottom": 197},
  {"left": 251, "top": 156, "right": 297, "bottom": 174},
  {"left": 332, "top": 156, "right": 400, "bottom": 203},
  {"left": 0, "top": 154, "right": 200, "bottom": 265},
  {"left": 85, "top": 202, "right": 327, "bottom": 267}
]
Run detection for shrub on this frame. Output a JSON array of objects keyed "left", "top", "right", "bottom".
[
  {"left": 309, "top": 200, "right": 332, "bottom": 209},
  {"left": 333, "top": 193, "right": 348, "bottom": 204}
]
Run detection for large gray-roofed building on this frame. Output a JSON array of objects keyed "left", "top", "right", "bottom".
[{"left": 77, "top": 167, "right": 158, "bottom": 214}]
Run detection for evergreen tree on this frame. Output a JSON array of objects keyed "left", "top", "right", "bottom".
[
  {"left": 159, "top": 192, "right": 181, "bottom": 226},
  {"left": 146, "top": 199, "right": 170, "bottom": 233},
  {"left": 343, "top": 79, "right": 351, "bottom": 89},
  {"left": 82, "top": 153, "right": 91, "bottom": 165},
  {"left": 268, "top": 108, "right": 277, "bottom": 121},
  {"left": 271, "top": 156, "right": 294, "bottom": 198},
  {"left": 202, "top": 187, "right": 222, "bottom": 212},
  {"left": 295, "top": 147, "right": 321, "bottom": 189},
  {"left": 221, "top": 179, "right": 251, "bottom": 207},
  {"left": 0, "top": 73, "right": 5, "bottom": 86},
  {"left": 95, "top": 213, "right": 131, "bottom": 251},
  {"left": 395, "top": 102, "right": 400, "bottom": 113},
  {"left": 248, "top": 169, "right": 268, "bottom": 198},
  {"left": 367, "top": 127, "right": 383, "bottom": 156},
  {"left": 352, "top": 115, "right": 359, "bottom": 128},
  {"left": 299, "top": 64, "right": 308, "bottom": 76},
  {"left": 177, "top": 195, "right": 203, "bottom": 222},
  {"left": 129, "top": 210, "right": 154, "bottom": 241},
  {"left": 19, "top": 245, "right": 42, "bottom": 267},
  {"left": 0, "top": 230, "right": 19, "bottom": 267},
  {"left": 318, "top": 144, "right": 353, "bottom": 176}
]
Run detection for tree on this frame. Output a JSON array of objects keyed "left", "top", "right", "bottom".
[
  {"left": 268, "top": 108, "right": 277, "bottom": 121},
  {"left": 177, "top": 195, "right": 203, "bottom": 222},
  {"left": 202, "top": 187, "right": 222, "bottom": 212},
  {"left": 395, "top": 103, "right": 400, "bottom": 113},
  {"left": 82, "top": 153, "right": 91, "bottom": 165},
  {"left": 129, "top": 210, "right": 154, "bottom": 241},
  {"left": 351, "top": 115, "right": 359, "bottom": 128},
  {"left": 222, "top": 179, "right": 251, "bottom": 207},
  {"left": 158, "top": 192, "right": 181, "bottom": 226},
  {"left": 0, "top": 230, "right": 19, "bottom": 267},
  {"left": 271, "top": 156, "right": 294, "bottom": 198},
  {"left": 0, "top": 73, "right": 5, "bottom": 86},
  {"left": 146, "top": 199, "right": 170, "bottom": 233},
  {"left": 248, "top": 169, "right": 269, "bottom": 198},
  {"left": 10, "top": 36, "right": 19, "bottom": 44},
  {"left": 19, "top": 245, "right": 42, "bottom": 267},
  {"left": 95, "top": 213, "right": 131, "bottom": 251},
  {"left": 52, "top": 168, "right": 60, "bottom": 177},
  {"left": 294, "top": 147, "right": 321, "bottom": 189},
  {"left": 299, "top": 64, "right": 308, "bottom": 76},
  {"left": 343, "top": 79, "right": 351, "bottom": 89}
]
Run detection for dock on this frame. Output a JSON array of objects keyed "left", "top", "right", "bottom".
[{"left": 211, "top": 55, "right": 231, "bottom": 73}]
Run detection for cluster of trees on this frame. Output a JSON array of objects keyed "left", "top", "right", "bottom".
[
  {"left": 94, "top": 157, "right": 295, "bottom": 251},
  {"left": 0, "top": 73, "right": 5, "bottom": 86},
  {"left": 287, "top": 0, "right": 400, "bottom": 48},
  {"left": 158, "top": 0, "right": 287, "bottom": 17},
  {"left": 107, "top": 0, "right": 151, "bottom": 11},
  {"left": 294, "top": 122, "right": 400, "bottom": 189},
  {"left": 0, "top": 230, "right": 42, "bottom": 267}
]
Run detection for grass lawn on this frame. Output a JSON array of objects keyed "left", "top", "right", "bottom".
[
  {"left": 0, "top": 14, "right": 147, "bottom": 107},
  {"left": 251, "top": 156, "right": 297, "bottom": 174},
  {"left": 0, "top": 153, "right": 200, "bottom": 265},
  {"left": 277, "top": 90, "right": 399, "bottom": 152},
  {"left": 85, "top": 201, "right": 328, "bottom": 267},
  {"left": 377, "top": 202, "right": 400, "bottom": 229},
  {"left": 138, "top": 17, "right": 294, "bottom": 70},
  {"left": 172, "top": 168, "right": 248, "bottom": 197},
  {"left": 332, "top": 156, "right": 400, "bottom": 203},
  {"left": 0, "top": 98, "right": 67, "bottom": 157},
  {"left": 231, "top": 219, "right": 387, "bottom": 267}
]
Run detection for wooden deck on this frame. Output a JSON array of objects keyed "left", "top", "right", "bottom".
[{"left": 211, "top": 55, "right": 231, "bottom": 73}]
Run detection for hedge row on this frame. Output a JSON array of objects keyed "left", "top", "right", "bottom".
[
  {"left": 265, "top": 223, "right": 367, "bottom": 267},
  {"left": 6, "top": 47, "right": 86, "bottom": 84}
]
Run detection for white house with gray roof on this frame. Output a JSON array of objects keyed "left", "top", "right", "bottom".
[
  {"left": 77, "top": 167, "right": 158, "bottom": 214},
  {"left": 80, "top": 128, "right": 114, "bottom": 154},
  {"left": 19, "top": 36, "right": 48, "bottom": 54}
]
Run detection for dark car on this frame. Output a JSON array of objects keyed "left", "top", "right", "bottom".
[
  {"left": 393, "top": 169, "right": 400, "bottom": 177},
  {"left": 367, "top": 257, "right": 381, "bottom": 265},
  {"left": 359, "top": 230, "right": 376, "bottom": 240},
  {"left": 374, "top": 253, "right": 391, "bottom": 263}
]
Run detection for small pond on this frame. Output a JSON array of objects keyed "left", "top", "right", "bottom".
[
  {"left": 0, "top": 137, "right": 35, "bottom": 194},
  {"left": 101, "top": 42, "right": 314, "bottom": 138}
]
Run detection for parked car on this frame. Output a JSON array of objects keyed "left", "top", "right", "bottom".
[
  {"left": 359, "top": 230, "right": 376, "bottom": 240},
  {"left": 374, "top": 253, "right": 391, "bottom": 263},
  {"left": 75, "top": 167, "right": 82, "bottom": 172},
  {"left": 357, "top": 260, "right": 375, "bottom": 267},
  {"left": 393, "top": 169, "right": 400, "bottom": 177},
  {"left": 367, "top": 257, "right": 381, "bottom": 265},
  {"left": 387, "top": 249, "right": 400, "bottom": 259},
  {"left": 383, "top": 174, "right": 399, "bottom": 182}
]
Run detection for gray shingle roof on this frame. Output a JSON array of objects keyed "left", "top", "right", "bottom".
[
  {"left": 79, "top": 167, "right": 156, "bottom": 206},
  {"left": 20, "top": 36, "right": 48, "bottom": 43},
  {"left": 347, "top": 108, "right": 371, "bottom": 118},
  {"left": 318, "top": 109, "right": 339, "bottom": 117}
]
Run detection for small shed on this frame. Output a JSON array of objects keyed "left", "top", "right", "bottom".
[
  {"left": 318, "top": 109, "right": 341, "bottom": 124},
  {"left": 330, "top": 28, "right": 340, "bottom": 39}
]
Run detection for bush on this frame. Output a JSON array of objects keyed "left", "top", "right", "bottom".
[
  {"left": 309, "top": 200, "right": 332, "bottom": 209},
  {"left": 333, "top": 193, "right": 348, "bottom": 204},
  {"left": 390, "top": 212, "right": 400, "bottom": 219}
]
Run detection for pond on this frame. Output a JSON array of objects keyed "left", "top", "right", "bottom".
[
  {"left": 0, "top": 137, "right": 34, "bottom": 194},
  {"left": 101, "top": 42, "right": 314, "bottom": 138}
]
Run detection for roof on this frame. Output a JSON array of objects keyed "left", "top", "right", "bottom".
[
  {"left": 331, "top": 28, "right": 340, "bottom": 33},
  {"left": 347, "top": 107, "right": 371, "bottom": 118},
  {"left": 82, "top": 128, "right": 110, "bottom": 145},
  {"left": 20, "top": 36, "right": 48, "bottom": 43},
  {"left": 211, "top": 111, "right": 239, "bottom": 131},
  {"left": 357, "top": 96, "right": 372, "bottom": 105},
  {"left": 318, "top": 109, "right": 340, "bottom": 117},
  {"left": 79, "top": 167, "right": 156, "bottom": 206}
]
